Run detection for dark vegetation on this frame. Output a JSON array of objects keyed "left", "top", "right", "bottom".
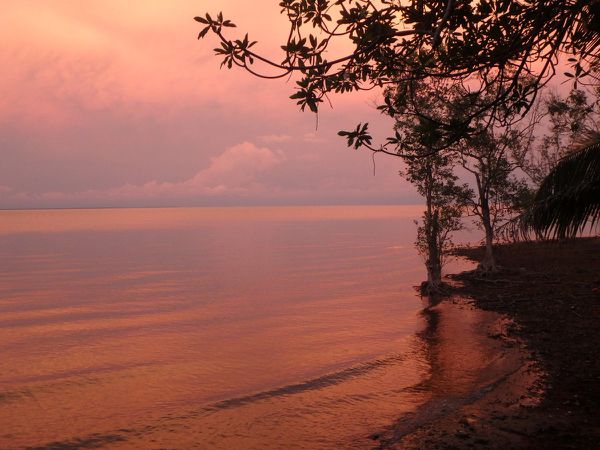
[
  {"left": 515, "top": 135, "right": 600, "bottom": 240},
  {"left": 446, "top": 238, "right": 600, "bottom": 449},
  {"left": 196, "top": 1, "right": 599, "bottom": 141}
]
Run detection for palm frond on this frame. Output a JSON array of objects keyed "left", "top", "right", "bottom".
[
  {"left": 575, "top": 0, "right": 600, "bottom": 59},
  {"left": 526, "top": 133, "right": 600, "bottom": 239}
]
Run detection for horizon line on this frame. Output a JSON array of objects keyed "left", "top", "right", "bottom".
[{"left": 0, "top": 202, "right": 425, "bottom": 212}]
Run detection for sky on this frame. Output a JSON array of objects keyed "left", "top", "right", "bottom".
[{"left": 0, "top": 0, "right": 420, "bottom": 209}]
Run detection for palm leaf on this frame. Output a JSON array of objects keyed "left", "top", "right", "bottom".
[
  {"left": 574, "top": 0, "right": 600, "bottom": 60},
  {"left": 527, "top": 133, "right": 600, "bottom": 239}
]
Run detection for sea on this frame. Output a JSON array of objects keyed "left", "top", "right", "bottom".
[{"left": 0, "top": 205, "right": 516, "bottom": 449}]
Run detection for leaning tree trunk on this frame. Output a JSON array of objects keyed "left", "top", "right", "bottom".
[
  {"left": 478, "top": 194, "right": 497, "bottom": 273},
  {"left": 425, "top": 209, "right": 443, "bottom": 292},
  {"left": 421, "top": 180, "right": 443, "bottom": 295},
  {"left": 473, "top": 175, "right": 497, "bottom": 273}
]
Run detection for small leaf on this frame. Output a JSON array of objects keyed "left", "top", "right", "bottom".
[{"left": 198, "top": 26, "right": 210, "bottom": 39}]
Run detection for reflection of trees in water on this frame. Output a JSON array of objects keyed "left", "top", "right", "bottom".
[
  {"left": 413, "top": 299, "right": 493, "bottom": 397},
  {"left": 373, "top": 301, "right": 477, "bottom": 447},
  {"left": 375, "top": 301, "right": 524, "bottom": 448},
  {"left": 413, "top": 300, "right": 443, "bottom": 395}
]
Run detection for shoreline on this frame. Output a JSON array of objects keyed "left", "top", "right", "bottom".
[
  {"left": 377, "top": 237, "right": 600, "bottom": 449},
  {"left": 371, "top": 298, "right": 539, "bottom": 449}
]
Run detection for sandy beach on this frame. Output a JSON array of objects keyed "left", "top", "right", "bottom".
[{"left": 377, "top": 237, "right": 600, "bottom": 449}]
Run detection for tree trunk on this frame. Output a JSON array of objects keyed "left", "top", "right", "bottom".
[
  {"left": 421, "top": 180, "right": 443, "bottom": 295},
  {"left": 478, "top": 196, "right": 497, "bottom": 273},
  {"left": 424, "top": 210, "right": 443, "bottom": 293}
]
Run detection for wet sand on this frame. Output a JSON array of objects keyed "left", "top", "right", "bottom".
[
  {"left": 379, "top": 237, "right": 600, "bottom": 449},
  {"left": 372, "top": 299, "right": 540, "bottom": 449}
]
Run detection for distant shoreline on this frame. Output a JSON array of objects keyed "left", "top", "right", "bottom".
[
  {"left": 0, "top": 205, "right": 430, "bottom": 236},
  {"left": 0, "top": 202, "right": 425, "bottom": 212}
]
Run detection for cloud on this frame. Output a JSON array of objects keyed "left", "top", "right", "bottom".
[
  {"left": 303, "top": 132, "right": 327, "bottom": 143},
  {"left": 93, "top": 141, "right": 285, "bottom": 199},
  {"left": 0, "top": 142, "right": 286, "bottom": 206},
  {"left": 0, "top": 1, "right": 296, "bottom": 128},
  {"left": 258, "top": 134, "right": 292, "bottom": 143},
  {"left": 185, "top": 141, "right": 285, "bottom": 190}
]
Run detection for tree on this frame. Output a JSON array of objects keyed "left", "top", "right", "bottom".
[
  {"left": 458, "top": 124, "right": 532, "bottom": 271},
  {"left": 504, "top": 86, "right": 600, "bottom": 241},
  {"left": 517, "top": 88, "right": 599, "bottom": 185},
  {"left": 197, "top": 1, "right": 600, "bottom": 153},
  {"left": 448, "top": 85, "right": 534, "bottom": 271},
  {"left": 387, "top": 78, "right": 532, "bottom": 273},
  {"left": 410, "top": 153, "right": 465, "bottom": 294},
  {"left": 387, "top": 80, "right": 469, "bottom": 293}
]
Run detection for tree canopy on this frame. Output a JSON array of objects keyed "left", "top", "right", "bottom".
[
  {"left": 516, "top": 88, "right": 599, "bottom": 185},
  {"left": 197, "top": 1, "right": 600, "bottom": 154},
  {"left": 388, "top": 79, "right": 468, "bottom": 290}
]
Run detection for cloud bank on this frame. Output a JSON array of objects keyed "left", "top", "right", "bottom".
[{"left": 0, "top": 1, "right": 420, "bottom": 209}]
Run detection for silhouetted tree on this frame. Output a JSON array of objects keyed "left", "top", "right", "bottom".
[
  {"left": 458, "top": 124, "right": 532, "bottom": 271},
  {"left": 387, "top": 80, "right": 469, "bottom": 292},
  {"left": 196, "top": 1, "right": 600, "bottom": 255},
  {"left": 387, "top": 79, "right": 532, "bottom": 273},
  {"left": 409, "top": 152, "right": 465, "bottom": 293},
  {"left": 517, "top": 88, "right": 599, "bottom": 185},
  {"left": 197, "top": 1, "right": 600, "bottom": 153}
]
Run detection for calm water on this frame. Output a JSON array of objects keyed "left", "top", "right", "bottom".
[{"left": 0, "top": 206, "right": 515, "bottom": 449}]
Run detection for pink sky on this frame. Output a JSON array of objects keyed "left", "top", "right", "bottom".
[{"left": 0, "top": 1, "right": 423, "bottom": 209}]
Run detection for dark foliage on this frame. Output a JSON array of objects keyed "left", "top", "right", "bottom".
[
  {"left": 197, "top": 1, "right": 600, "bottom": 152},
  {"left": 525, "top": 134, "right": 600, "bottom": 238}
]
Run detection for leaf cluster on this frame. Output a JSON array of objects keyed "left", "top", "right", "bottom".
[{"left": 197, "top": 0, "right": 600, "bottom": 143}]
